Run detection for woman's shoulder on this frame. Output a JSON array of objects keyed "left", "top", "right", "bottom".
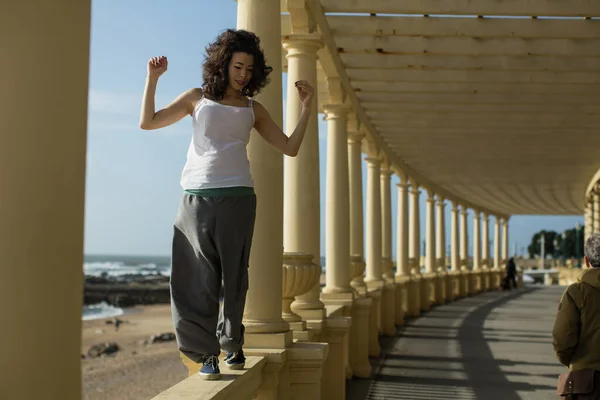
[{"left": 184, "top": 88, "right": 203, "bottom": 111}]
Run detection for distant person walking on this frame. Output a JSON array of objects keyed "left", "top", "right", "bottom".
[
  {"left": 139, "top": 29, "right": 314, "bottom": 380},
  {"left": 503, "top": 257, "right": 518, "bottom": 290},
  {"left": 552, "top": 233, "right": 600, "bottom": 398}
]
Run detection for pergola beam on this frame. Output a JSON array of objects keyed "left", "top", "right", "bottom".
[
  {"left": 334, "top": 36, "right": 600, "bottom": 57},
  {"left": 352, "top": 81, "right": 600, "bottom": 94},
  {"left": 347, "top": 69, "right": 600, "bottom": 83},
  {"left": 320, "top": 0, "right": 600, "bottom": 17},
  {"left": 340, "top": 54, "right": 600, "bottom": 72},
  {"left": 326, "top": 15, "right": 600, "bottom": 39},
  {"left": 364, "top": 103, "right": 598, "bottom": 113},
  {"left": 358, "top": 92, "right": 598, "bottom": 104}
]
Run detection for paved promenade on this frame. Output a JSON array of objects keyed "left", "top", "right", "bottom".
[{"left": 348, "top": 286, "right": 566, "bottom": 400}]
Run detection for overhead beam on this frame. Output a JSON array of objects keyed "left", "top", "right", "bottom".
[
  {"left": 326, "top": 15, "right": 600, "bottom": 39},
  {"left": 347, "top": 69, "right": 600, "bottom": 83},
  {"left": 340, "top": 53, "right": 600, "bottom": 71},
  {"left": 334, "top": 36, "right": 600, "bottom": 57},
  {"left": 358, "top": 92, "right": 598, "bottom": 104},
  {"left": 364, "top": 103, "right": 599, "bottom": 113},
  {"left": 351, "top": 81, "right": 600, "bottom": 94},
  {"left": 366, "top": 113, "right": 600, "bottom": 122},
  {"left": 362, "top": 92, "right": 596, "bottom": 104},
  {"left": 373, "top": 120, "right": 600, "bottom": 129},
  {"left": 320, "top": 0, "right": 600, "bottom": 17}
]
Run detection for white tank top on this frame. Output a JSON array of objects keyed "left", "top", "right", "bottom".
[{"left": 180, "top": 97, "right": 255, "bottom": 190}]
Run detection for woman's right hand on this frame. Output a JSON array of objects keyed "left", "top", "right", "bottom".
[{"left": 147, "top": 56, "right": 168, "bottom": 80}]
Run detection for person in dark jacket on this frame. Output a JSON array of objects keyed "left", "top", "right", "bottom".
[
  {"left": 503, "top": 257, "right": 518, "bottom": 290},
  {"left": 552, "top": 233, "right": 600, "bottom": 371}
]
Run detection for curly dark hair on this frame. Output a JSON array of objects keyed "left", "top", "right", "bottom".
[{"left": 202, "top": 29, "right": 273, "bottom": 100}]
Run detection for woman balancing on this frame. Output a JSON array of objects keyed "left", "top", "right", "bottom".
[{"left": 139, "top": 29, "right": 314, "bottom": 380}]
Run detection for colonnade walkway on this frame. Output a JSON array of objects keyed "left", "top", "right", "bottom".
[{"left": 348, "top": 287, "right": 565, "bottom": 400}]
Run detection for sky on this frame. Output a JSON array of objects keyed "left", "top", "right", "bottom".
[{"left": 84, "top": 0, "right": 584, "bottom": 258}]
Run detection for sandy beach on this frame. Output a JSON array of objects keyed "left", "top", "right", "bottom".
[{"left": 82, "top": 305, "right": 187, "bottom": 400}]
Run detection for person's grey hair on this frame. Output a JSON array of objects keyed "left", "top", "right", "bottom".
[{"left": 584, "top": 233, "right": 600, "bottom": 268}]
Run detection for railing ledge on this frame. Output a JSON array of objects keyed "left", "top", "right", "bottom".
[{"left": 152, "top": 356, "right": 266, "bottom": 400}]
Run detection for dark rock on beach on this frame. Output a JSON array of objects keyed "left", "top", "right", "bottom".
[
  {"left": 84, "top": 275, "right": 170, "bottom": 307},
  {"left": 88, "top": 342, "right": 120, "bottom": 358},
  {"left": 149, "top": 332, "right": 176, "bottom": 344}
]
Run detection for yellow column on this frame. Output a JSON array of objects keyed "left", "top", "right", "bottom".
[
  {"left": 2, "top": 2, "right": 90, "bottom": 399},
  {"left": 460, "top": 207, "right": 469, "bottom": 268},
  {"left": 451, "top": 203, "right": 461, "bottom": 272},
  {"left": 322, "top": 104, "right": 353, "bottom": 299},
  {"left": 380, "top": 165, "right": 394, "bottom": 281},
  {"left": 473, "top": 210, "right": 482, "bottom": 293},
  {"left": 424, "top": 189, "right": 436, "bottom": 308},
  {"left": 592, "top": 193, "right": 600, "bottom": 233},
  {"left": 379, "top": 163, "right": 396, "bottom": 336},
  {"left": 409, "top": 183, "right": 422, "bottom": 270},
  {"left": 585, "top": 201, "right": 593, "bottom": 240},
  {"left": 365, "top": 155, "right": 383, "bottom": 355},
  {"left": 460, "top": 207, "right": 470, "bottom": 295},
  {"left": 348, "top": 130, "right": 367, "bottom": 295},
  {"left": 283, "top": 34, "right": 325, "bottom": 321},
  {"left": 482, "top": 213, "right": 490, "bottom": 267},
  {"left": 473, "top": 211, "right": 481, "bottom": 270},
  {"left": 450, "top": 202, "right": 461, "bottom": 298},
  {"left": 409, "top": 181, "right": 422, "bottom": 315},
  {"left": 436, "top": 198, "right": 446, "bottom": 268},
  {"left": 494, "top": 217, "right": 501, "bottom": 268},
  {"left": 365, "top": 157, "right": 384, "bottom": 289},
  {"left": 493, "top": 216, "right": 502, "bottom": 289},
  {"left": 502, "top": 217, "right": 509, "bottom": 263},
  {"left": 238, "top": 0, "right": 289, "bottom": 337},
  {"left": 436, "top": 197, "right": 448, "bottom": 303},
  {"left": 395, "top": 177, "right": 411, "bottom": 322},
  {"left": 481, "top": 212, "right": 490, "bottom": 290},
  {"left": 238, "top": 3, "right": 292, "bottom": 398}
]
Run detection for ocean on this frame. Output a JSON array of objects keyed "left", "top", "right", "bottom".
[{"left": 82, "top": 254, "right": 326, "bottom": 320}]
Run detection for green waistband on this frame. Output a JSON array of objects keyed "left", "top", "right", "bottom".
[{"left": 185, "top": 186, "right": 255, "bottom": 197}]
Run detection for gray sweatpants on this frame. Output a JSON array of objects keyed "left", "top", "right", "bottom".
[{"left": 170, "top": 193, "right": 256, "bottom": 363}]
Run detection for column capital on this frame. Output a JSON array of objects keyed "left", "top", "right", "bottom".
[
  {"left": 436, "top": 197, "right": 446, "bottom": 207},
  {"left": 425, "top": 188, "right": 435, "bottom": 199},
  {"left": 460, "top": 207, "right": 469, "bottom": 216},
  {"left": 396, "top": 182, "right": 410, "bottom": 190},
  {"left": 365, "top": 156, "right": 382, "bottom": 167},
  {"left": 347, "top": 131, "right": 365, "bottom": 144},
  {"left": 380, "top": 167, "right": 393, "bottom": 178},
  {"left": 323, "top": 103, "right": 350, "bottom": 120},
  {"left": 410, "top": 187, "right": 421, "bottom": 196},
  {"left": 482, "top": 212, "right": 489, "bottom": 221},
  {"left": 473, "top": 209, "right": 481, "bottom": 218},
  {"left": 282, "top": 33, "right": 323, "bottom": 56}
]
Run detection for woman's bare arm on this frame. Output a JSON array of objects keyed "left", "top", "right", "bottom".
[
  {"left": 139, "top": 56, "right": 202, "bottom": 130},
  {"left": 253, "top": 80, "right": 314, "bottom": 157},
  {"left": 253, "top": 101, "right": 310, "bottom": 157}
]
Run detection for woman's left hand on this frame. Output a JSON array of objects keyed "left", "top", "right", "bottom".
[{"left": 295, "top": 80, "right": 315, "bottom": 108}]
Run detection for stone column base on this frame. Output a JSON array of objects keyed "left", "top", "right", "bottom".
[
  {"left": 408, "top": 272, "right": 422, "bottom": 317},
  {"left": 320, "top": 316, "right": 351, "bottom": 400},
  {"left": 366, "top": 288, "right": 382, "bottom": 357},
  {"left": 243, "top": 348, "right": 290, "bottom": 400},
  {"left": 350, "top": 296, "right": 372, "bottom": 378},
  {"left": 381, "top": 281, "right": 397, "bottom": 336},
  {"left": 393, "top": 277, "right": 406, "bottom": 326},
  {"left": 288, "top": 342, "right": 329, "bottom": 400}
]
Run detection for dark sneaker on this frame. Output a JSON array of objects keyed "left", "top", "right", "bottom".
[
  {"left": 199, "top": 355, "right": 221, "bottom": 380},
  {"left": 225, "top": 349, "right": 246, "bottom": 370}
]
